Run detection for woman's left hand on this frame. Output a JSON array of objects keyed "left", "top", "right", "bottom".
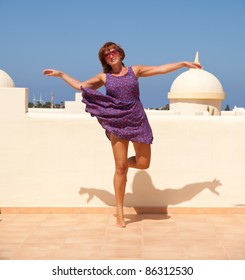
[{"left": 185, "top": 61, "right": 203, "bottom": 69}]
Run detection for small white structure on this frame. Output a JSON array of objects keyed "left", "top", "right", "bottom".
[
  {"left": 168, "top": 53, "right": 226, "bottom": 115},
  {"left": 65, "top": 92, "right": 86, "bottom": 113},
  {"left": 0, "top": 69, "right": 28, "bottom": 117},
  {"left": 0, "top": 69, "right": 15, "bottom": 87}
]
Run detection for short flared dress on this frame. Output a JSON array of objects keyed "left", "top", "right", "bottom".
[{"left": 81, "top": 66, "right": 153, "bottom": 144}]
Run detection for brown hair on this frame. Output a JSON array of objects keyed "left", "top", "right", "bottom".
[{"left": 98, "top": 42, "right": 125, "bottom": 73}]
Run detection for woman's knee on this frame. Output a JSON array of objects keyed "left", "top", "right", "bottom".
[
  {"left": 137, "top": 158, "right": 150, "bottom": 169},
  {"left": 115, "top": 163, "right": 128, "bottom": 176}
]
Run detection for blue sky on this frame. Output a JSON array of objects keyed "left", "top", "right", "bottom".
[{"left": 1, "top": 0, "right": 245, "bottom": 108}]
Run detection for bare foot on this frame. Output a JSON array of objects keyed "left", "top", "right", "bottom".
[
  {"left": 116, "top": 220, "right": 126, "bottom": 228},
  {"left": 116, "top": 211, "right": 126, "bottom": 228}
]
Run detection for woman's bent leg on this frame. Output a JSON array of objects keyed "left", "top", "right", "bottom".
[
  {"left": 110, "top": 134, "right": 129, "bottom": 227},
  {"left": 128, "top": 142, "right": 151, "bottom": 169}
]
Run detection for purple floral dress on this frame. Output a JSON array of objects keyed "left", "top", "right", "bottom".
[{"left": 81, "top": 66, "right": 153, "bottom": 144}]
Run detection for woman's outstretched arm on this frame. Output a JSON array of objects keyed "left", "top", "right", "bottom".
[
  {"left": 43, "top": 69, "right": 105, "bottom": 90},
  {"left": 133, "top": 61, "right": 202, "bottom": 78}
]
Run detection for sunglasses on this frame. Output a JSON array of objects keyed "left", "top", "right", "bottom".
[{"left": 104, "top": 50, "right": 119, "bottom": 60}]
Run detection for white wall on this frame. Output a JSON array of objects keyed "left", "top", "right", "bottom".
[{"left": 1, "top": 88, "right": 245, "bottom": 209}]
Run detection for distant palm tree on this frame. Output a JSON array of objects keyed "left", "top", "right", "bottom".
[{"left": 44, "top": 101, "right": 51, "bottom": 108}]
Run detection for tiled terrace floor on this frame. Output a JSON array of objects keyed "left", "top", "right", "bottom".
[{"left": 0, "top": 213, "right": 245, "bottom": 260}]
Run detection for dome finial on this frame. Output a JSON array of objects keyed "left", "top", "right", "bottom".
[{"left": 194, "top": 51, "right": 199, "bottom": 64}]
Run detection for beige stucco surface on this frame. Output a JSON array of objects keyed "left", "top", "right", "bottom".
[{"left": 0, "top": 88, "right": 245, "bottom": 209}]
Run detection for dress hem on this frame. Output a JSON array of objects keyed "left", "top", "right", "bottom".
[{"left": 105, "top": 129, "right": 153, "bottom": 144}]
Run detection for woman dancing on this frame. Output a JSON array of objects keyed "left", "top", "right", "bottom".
[{"left": 43, "top": 42, "right": 202, "bottom": 227}]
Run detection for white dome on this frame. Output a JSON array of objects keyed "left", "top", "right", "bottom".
[
  {"left": 168, "top": 66, "right": 226, "bottom": 116},
  {"left": 170, "top": 69, "right": 224, "bottom": 94},
  {"left": 0, "top": 69, "right": 15, "bottom": 87}
]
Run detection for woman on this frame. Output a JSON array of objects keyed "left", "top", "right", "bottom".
[{"left": 43, "top": 42, "right": 202, "bottom": 227}]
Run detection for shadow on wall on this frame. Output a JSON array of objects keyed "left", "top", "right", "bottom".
[{"left": 79, "top": 171, "right": 222, "bottom": 213}]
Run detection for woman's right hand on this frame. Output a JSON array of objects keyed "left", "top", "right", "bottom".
[{"left": 42, "top": 69, "right": 63, "bottom": 77}]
